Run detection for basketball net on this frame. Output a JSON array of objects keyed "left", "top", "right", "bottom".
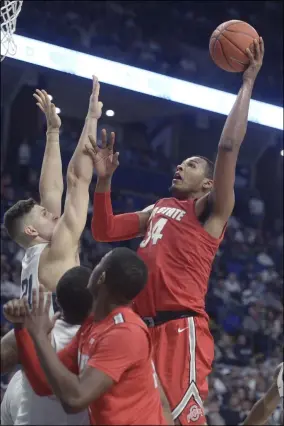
[{"left": 1, "top": 0, "right": 23, "bottom": 61}]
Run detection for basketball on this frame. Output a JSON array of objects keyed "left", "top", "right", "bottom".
[{"left": 209, "top": 20, "right": 259, "bottom": 73}]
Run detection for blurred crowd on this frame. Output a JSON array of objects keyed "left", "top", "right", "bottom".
[
  {"left": 17, "top": 0, "right": 283, "bottom": 105},
  {"left": 1, "top": 150, "right": 283, "bottom": 423}
]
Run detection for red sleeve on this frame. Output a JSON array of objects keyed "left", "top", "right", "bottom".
[
  {"left": 15, "top": 328, "right": 79, "bottom": 396},
  {"left": 91, "top": 192, "right": 140, "bottom": 242},
  {"left": 87, "top": 324, "right": 149, "bottom": 383}
]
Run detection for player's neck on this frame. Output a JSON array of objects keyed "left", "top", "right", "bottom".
[
  {"left": 92, "top": 297, "right": 122, "bottom": 322},
  {"left": 174, "top": 190, "right": 205, "bottom": 201}
]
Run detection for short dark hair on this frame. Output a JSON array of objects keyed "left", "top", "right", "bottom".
[
  {"left": 3, "top": 198, "right": 37, "bottom": 239},
  {"left": 103, "top": 248, "right": 148, "bottom": 302},
  {"left": 197, "top": 156, "right": 214, "bottom": 179},
  {"left": 56, "top": 266, "right": 93, "bottom": 325}
]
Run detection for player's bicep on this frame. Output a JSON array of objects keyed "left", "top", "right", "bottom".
[
  {"left": 1, "top": 329, "right": 19, "bottom": 374},
  {"left": 137, "top": 210, "right": 152, "bottom": 235},
  {"left": 50, "top": 178, "right": 89, "bottom": 256},
  {"left": 211, "top": 146, "right": 236, "bottom": 219},
  {"left": 40, "top": 190, "right": 62, "bottom": 218}
]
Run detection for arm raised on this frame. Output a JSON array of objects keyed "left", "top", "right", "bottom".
[
  {"left": 197, "top": 38, "right": 264, "bottom": 226},
  {"left": 48, "top": 76, "right": 102, "bottom": 258},
  {"left": 34, "top": 90, "right": 63, "bottom": 217},
  {"left": 85, "top": 132, "right": 152, "bottom": 242}
]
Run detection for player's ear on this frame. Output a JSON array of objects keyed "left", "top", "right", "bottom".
[
  {"left": 97, "top": 272, "right": 105, "bottom": 287},
  {"left": 24, "top": 225, "right": 38, "bottom": 237},
  {"left": 202, "top": 178, "right": 213, "bottom": 190}
]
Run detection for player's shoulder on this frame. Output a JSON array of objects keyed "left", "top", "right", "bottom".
[{"left": 111, "top": 306, "right": 146, "bottom": 326}]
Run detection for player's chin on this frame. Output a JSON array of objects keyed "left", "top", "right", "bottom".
[{"left": 169, "top": 183, "right": 187, "bottom": 198}]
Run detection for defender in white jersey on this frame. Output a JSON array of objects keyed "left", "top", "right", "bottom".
[{"left": 1, "top": 77, "right": 102, "bottom": 424}]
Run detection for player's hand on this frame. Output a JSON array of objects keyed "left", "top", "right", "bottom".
[
  {"left": 33, "top": 89, "right": 61, "bottom": 130},
  {"left": 22, "top": 285, "right": 60, "bottom": 338},
  {"left": 87, "top": 75, "right": 103, "bottom": 120},
  {"left": 3, "top": 298, "right": 26, "bottom": 324},
  {"left": 243, "top": 37, "right": 264, "bottom": 83},
  {"left": 85, "top": 129, "right": 119, "bottom": 178}
]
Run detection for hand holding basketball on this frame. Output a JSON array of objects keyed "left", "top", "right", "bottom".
[
  {"left": 33, "top": 89, "right": 61, "bottom": 130},
  {"left": 243, "top": 37, "right": 264, "bottom": 83}
]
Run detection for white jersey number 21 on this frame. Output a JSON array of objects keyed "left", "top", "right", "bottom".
[{"left": 140, "top": 218, "right": 168, "bottom": 248}]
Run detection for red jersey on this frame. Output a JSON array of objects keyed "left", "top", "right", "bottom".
[
  {"left": 134, "top": 197, "right": 225, "bottom": 318},
  {"left": 17, "top": 307, "right": 167, "bottom": 425}
]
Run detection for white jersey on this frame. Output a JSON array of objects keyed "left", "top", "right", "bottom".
[
  {"left": 20, "top": 244, "right": 53, "bottom": 315},
  {"left": 5, "top": 243, "right": 90, "bottom": 425},
  {"left": 1, "top": 370, "right": 23, "bottom": 425}
]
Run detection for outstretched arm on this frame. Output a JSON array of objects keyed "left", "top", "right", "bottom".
[
  {"left": 197, "top": 38, "right": 264, "bottom": 225},
  {"left": 85, "top": 132, "right": 152, "bottom": 242},
  {"left": 34, "top": 90, "right": 64, "bottom": 217},
  {"left": 48, "top": 76, "right": 102, "bottom": 257}
]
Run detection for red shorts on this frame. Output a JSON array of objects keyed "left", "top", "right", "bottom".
[{"left": 149, "top": 316, "right": 214, "bottom": 425}]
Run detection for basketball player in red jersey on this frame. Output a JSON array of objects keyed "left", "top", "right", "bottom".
[
  {"left": 87, "top": 38, "right": 264, "bottom": 425},
  {"left": 3, "top": 248, "right": 173, "bottom": 425}
]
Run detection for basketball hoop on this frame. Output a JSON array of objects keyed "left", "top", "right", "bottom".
[{"left": 1, "top": 0, "right": 23, "bottom": 61}]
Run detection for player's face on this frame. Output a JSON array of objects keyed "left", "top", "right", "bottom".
[
  {"left": 170, "top": 157, "right": 212, "bottom": 199},
  {"left": 24, "top": 205, "right": 59, "bottom": 241},
  {"left": 88, "top": 252, "right": 110, "bottom": 297}
]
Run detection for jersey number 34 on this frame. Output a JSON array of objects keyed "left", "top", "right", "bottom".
[{"left": 140, "top": 218, "right": 168, "bottom": 248}]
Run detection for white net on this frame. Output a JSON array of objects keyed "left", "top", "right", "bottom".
[{"left": 1, "top": 0, "right": 23, "bottom": 61}]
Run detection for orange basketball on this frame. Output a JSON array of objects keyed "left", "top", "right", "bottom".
[{"left": 209, "top": 20, "right": 259, "bottom": 72}]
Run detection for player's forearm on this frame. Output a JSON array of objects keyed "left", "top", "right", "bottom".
[
  {"left": 30, "top": 333, "right": 82, "bottom": 411},
  {"left": 39, "top": 129, "right": 63, "bottom": 217},
  {"left": 15, "top": 328, "right": 52, "bottom": 396},
  {"left": 95, "top": 176, "right": 112, "bottom": 193},
  {"left": 91, "top": 191, "right": 140, "bottom": 242},
  {"left": 243, "top": 383, "right": 280, "bottom": 425},
  {"left": 212, "top": 80, "right": 254, "bottom": 217},
  {"left": 219, "top": 80, "right": 253, "bottom": 151},
  {"left": 67, "top": 117, "right": 98, "bottom": 184}
]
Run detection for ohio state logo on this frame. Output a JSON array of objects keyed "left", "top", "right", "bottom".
[{"left": 187, "top": 404, "right": 202, "bottom": 422}]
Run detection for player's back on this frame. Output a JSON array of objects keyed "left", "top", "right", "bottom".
[
  {"left": 135, "top": 197, "right": 225, "bottom": 317},
  {"left": 78, "top": 307, "right": 167, "bottom": 425},
  {"left": 14, "top": 243, "right": 89, "bottom": 425}
]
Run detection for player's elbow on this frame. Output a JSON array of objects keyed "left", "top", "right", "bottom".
[
  {"left": 218, "top": 137, "right": 243, "bottom": 153},
  {"left": 62, "top": 402, "right": 82, "bottom": 414},
  {"left": 66, "top": 167, "right": 80, "bottom": 187},
  {"left": 32, "top": 385, "right": 50, "bottom": 397},
  {"left": 62, "top": 396, "right": 85, "bottom": 414},
  {"left": 91, "top": 218, "right": 110, "bottom": 242}
]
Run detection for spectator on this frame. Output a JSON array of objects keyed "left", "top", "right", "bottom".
[
  {"left": 257, "top": 248, "right": 274, "bottom": 267},
  {"left": 248, "top": 193, "right": 265, "bottom": 228},
  {"left": 233, "top": 335, "right": 253, "bottom": 366},
  {"left": 224, "top": 272, "right": 241, "bottom": 295}
]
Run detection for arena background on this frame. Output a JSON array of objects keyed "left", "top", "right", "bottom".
[{"left": 1, "top": 1, "right": 283, "bottom": 424}]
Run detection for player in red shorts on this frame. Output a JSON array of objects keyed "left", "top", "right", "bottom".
[
  {"left": 4, "top": 248, "right": 173, "bottom": 425},
  {"left": 87, "top": 39, "right": 264, "bottom": 425}
]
